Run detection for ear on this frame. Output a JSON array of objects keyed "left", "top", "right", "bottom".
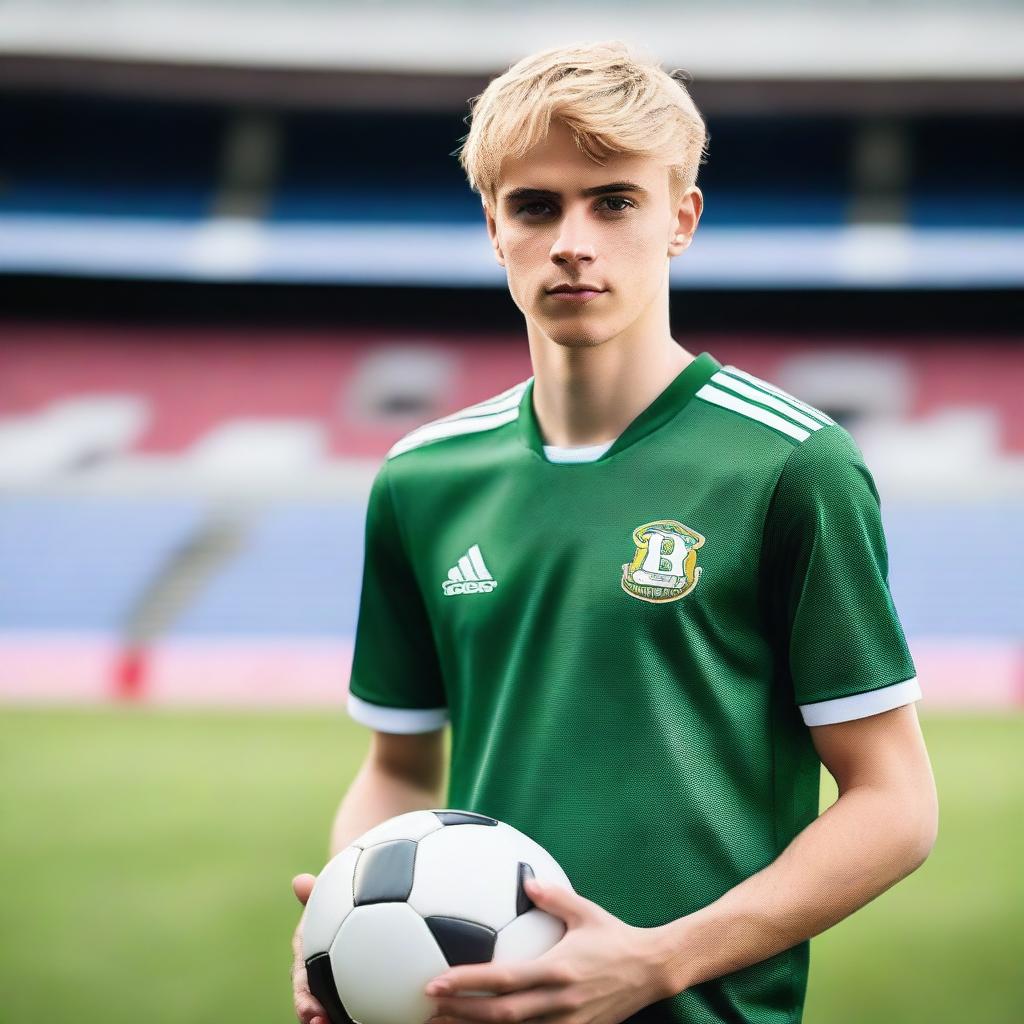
[
  {"left": 669, "top": 186, "right": 703, "bottom": 257},
  {"left": 484, "top": 199, "right": 507, "bottom": 268}
]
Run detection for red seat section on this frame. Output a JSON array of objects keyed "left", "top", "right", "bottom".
[
  {"left": 0, "top": 323, "right": 533, "bottom": 460},
  {"left": 2, "top": 325, "right": 1022, "bottom": 459},
  {"left": 703, "top": 338, "right": 1024, "bottom": 455}
]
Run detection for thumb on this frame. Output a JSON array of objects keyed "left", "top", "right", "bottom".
[
  {"left": 524, "top": 877, "right": 592, "bottom": 927},
  {"left": 292, "top": 873, "right": 317, "bottom": 907}
]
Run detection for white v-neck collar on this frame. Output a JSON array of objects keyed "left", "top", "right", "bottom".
[{"left": 542, "top": 440, "right": 616, "bottom": 464}]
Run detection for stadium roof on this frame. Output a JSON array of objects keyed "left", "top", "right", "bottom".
[{"left": 1, "top": 0, "right": 1022, "bottom": 80}]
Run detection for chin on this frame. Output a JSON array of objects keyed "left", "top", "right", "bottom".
[
  {"left": 540, "top": 316, "right": 619, "bottom": 350},
  {"left": 548, "top": 332, "right": 610, "bottom": 350}
]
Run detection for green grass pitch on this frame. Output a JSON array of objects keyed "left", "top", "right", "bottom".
[{"left": 1, "top": 708, "right": 1021, "bottom": 1023}]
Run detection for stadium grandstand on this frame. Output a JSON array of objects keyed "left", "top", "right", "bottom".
[{"left": 1, "top": 0, "right": 1022, "bottom": 710}]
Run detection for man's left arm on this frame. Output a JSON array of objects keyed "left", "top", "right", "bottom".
[
  {"left": 651, "top": 701, "right": 938, "bottom": 996},
  {"left": 424, "top": 702, "right": 937, "bottom": 1024}
]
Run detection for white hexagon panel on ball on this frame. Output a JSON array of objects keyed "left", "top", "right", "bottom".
[
  {"left": 409, "top": 818, "right": 572, "bottom": 931},
  {"left": 302, "top": 846, "right": 360, "bottom": 956},
  {"left": 331, "top": 902, "right": 449, "bottom": 1024}
]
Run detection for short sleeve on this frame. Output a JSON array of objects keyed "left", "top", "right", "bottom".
[
  {"left": 347, "top": 462, "right": 449, "bottom": 733},
  {"left": 761, "top": 425, "right": 919, "bottom": 726}
]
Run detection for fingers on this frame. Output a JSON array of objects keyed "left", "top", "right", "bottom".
[
  {"left": 430, "top": 959, "right": 561, "bottom": 997},
  {"left": 295, "top": 991, "right": 329, "bottom": 1024},
  {"left": 295, "top": 990, "right": 328, "bottom": 1024},
  {"left": 291, "top": 882, "right": 327, "bottom": 1024},
  {"left": 431, "top": 985, "right": 571, "bottom": 1024},
  {"left": 292, "top": 957, "right": 329, "bottom": 1024},
  {"left": 293, "top": 873, "right": 317, "bottom": 906}
]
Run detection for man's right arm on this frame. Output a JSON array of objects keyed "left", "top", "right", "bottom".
[
  {"left": 329, "top": 727, "right": 446, "bottom": 854},
  {"left": 292, "top": 727, "right": 446, "bottom": 1024},
  {"left": 293, "top": 460, "right": 451, "bottom": 1022}
]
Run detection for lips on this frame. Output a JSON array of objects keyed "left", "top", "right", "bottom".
[
  {"left": 546, "top": 287, "right": 605, "bottom": 305},
  {"left": 547, "top": 284, "right": 605, "bottom": 294}
]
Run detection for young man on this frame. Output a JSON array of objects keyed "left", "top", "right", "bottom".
[{"left": 291, "top": 41, "right": 938, "bottom": 1024}]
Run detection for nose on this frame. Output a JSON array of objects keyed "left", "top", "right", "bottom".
[{"left": 549, "top": 207, "right": 596, "bottom": 267}]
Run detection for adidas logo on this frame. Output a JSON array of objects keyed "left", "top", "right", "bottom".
[{"left": 442, "top": 544, "right": 497, "bottom": 596}]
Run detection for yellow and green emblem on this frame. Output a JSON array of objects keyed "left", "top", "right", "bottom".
[{"left": 621, "top": 519, "right": 705, "bottom": 603}]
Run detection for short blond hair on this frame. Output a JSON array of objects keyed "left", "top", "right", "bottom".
[{"left": 455, "top": 40, "right": 708, "bottom": 211}]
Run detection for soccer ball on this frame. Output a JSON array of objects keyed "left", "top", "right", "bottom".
[{"left": 302, "top": 808, "right": 573, "bottom": 1024}]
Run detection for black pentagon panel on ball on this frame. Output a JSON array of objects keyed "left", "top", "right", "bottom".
[
  {"left": 434, "top": 810, "right": 498, "bottom": 826},
  {"left": 305, "top": 952, "right": 357, "bottom": 1024},
  {"left": 426, "top": 916, "right": 498, "bottom": 966},
  {"left": 516, "top": 862, "right": 536, "bottom": 917},
  {"left": 353, "top": 839, "right": 417, "bottom": 905}
]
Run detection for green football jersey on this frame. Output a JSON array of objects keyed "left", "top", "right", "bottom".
[{"left": 347, "top": 350, "right": 919, "bottom": 1024}]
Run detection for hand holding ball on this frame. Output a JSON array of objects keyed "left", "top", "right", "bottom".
[{"left": 301, "top": 809, "right": 573, "bottom": 1024}]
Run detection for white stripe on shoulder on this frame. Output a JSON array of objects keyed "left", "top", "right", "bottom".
[
  {"left": 799, "top": 677, "right": 922, "bottom": 726},
  {"left": 720, "top": 366, "right": 835, "bottom": 426},
  {"left": 347, "top": 692, "right": 449, "bottom": 733},
  {"left": 710, "top": 371, "right": 825, "bottom": 433},
  {"left": 387, "top": 379, "right": 530, "bottom": 460},
  {"left": 388, "top": 406, "right": 521, "bottom": 459},
  {"left": 431, "top": 378, "right": 531, "bottom": 427},
  {"left": 696, "top": 383, "right": 811, "bottom": 442}
]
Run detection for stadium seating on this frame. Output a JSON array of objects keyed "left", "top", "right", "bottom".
[
  {"left": 2, "top": 96, "right": 1020, "bottom": 284},
  {"left": 1, "top": 328, "right": 1020, "bottom": 707}
]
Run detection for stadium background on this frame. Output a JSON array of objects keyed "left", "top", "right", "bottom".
[{"left": 0, "top": 2, "right": 1021, "bottom": 1022}]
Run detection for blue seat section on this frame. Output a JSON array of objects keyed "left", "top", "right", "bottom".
[
  {"left": 0, "top": 496, "right": 1017, "bottom": 638},
  {"left": 272, "top": 186, "right": 483, "bottom": 224},
  {"left": 909, "top": 194, "right": 1024, "bottom": 229},
  {"left": 884, "top": 502, "right": 1024, "bottom": 638},
  {"left": 0, "top": 185, "right": 214, "bottom": 219},
  {"left": 701, "top": 190, "right": 846, "bottom": 226},
  {"left": 168, "top": 500, "right": 366, "bottom": 636},
  {"left": 0, "top": 496, "right": 205, "bottom": 630},
  {"left": 697, "top": 116, "right": 850, "bottom": 226},
  {"left": 907, "top": 116, "right": 1024, "bottom": 228},
  {"left": 269, "top": 110, "right": 483, "bottom": 223},
  {"left": 0, "top": 94, "right": 221, "bottom": 219},
  {"left": 269, "top": 111, "right": 852, "bottom": 227},
  {"left": 6, "top": 95, "right": 1021, "bottom": 232}
]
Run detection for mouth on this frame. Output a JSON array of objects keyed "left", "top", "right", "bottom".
[{"left": 546, "top": 285, "right": 606, "bottom": 304}]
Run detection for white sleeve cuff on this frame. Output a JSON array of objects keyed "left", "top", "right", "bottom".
[
  {"left": 799, "top": 677, "right": 922, "bottom": 726},
  {"left": 347, "top": 692, "right": 449, "bottom": 733}
]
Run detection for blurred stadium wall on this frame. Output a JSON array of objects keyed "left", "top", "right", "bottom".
[{"left": 1, "top": 0, "right": 1021, "bottom": 709}]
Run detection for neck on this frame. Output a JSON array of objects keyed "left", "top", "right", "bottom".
[{"left": 526, "top": 280, "right": 695, "bottom": 447}]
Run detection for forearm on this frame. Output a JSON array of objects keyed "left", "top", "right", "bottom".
[
  {"left": 653, "top": 783, "right": 936, "bottom": 995},
  {"left": 329, "top": 758, "right": 443, "bottom": 856}
]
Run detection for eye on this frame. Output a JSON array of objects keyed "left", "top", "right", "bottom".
[
  {"left": 515, "top": 196, "right": 636, "bottom": 218},
  {"left": 518, "top": 200, "right": 554, "bottom": 217},
  {"left": 599, "top": 196, "right": 635, "bottom": 213}
]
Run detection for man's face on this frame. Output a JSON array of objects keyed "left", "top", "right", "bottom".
[{"left": 485, "top": 118, "right": 702, "bottom": 349}]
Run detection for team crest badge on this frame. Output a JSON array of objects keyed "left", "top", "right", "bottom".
[{"left": 621, "top": 519, "right": 705, "bottom": 603}]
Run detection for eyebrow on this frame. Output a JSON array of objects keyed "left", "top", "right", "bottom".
[{"left": 503, "top": 182, "right": 649, "bottom": 205}]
